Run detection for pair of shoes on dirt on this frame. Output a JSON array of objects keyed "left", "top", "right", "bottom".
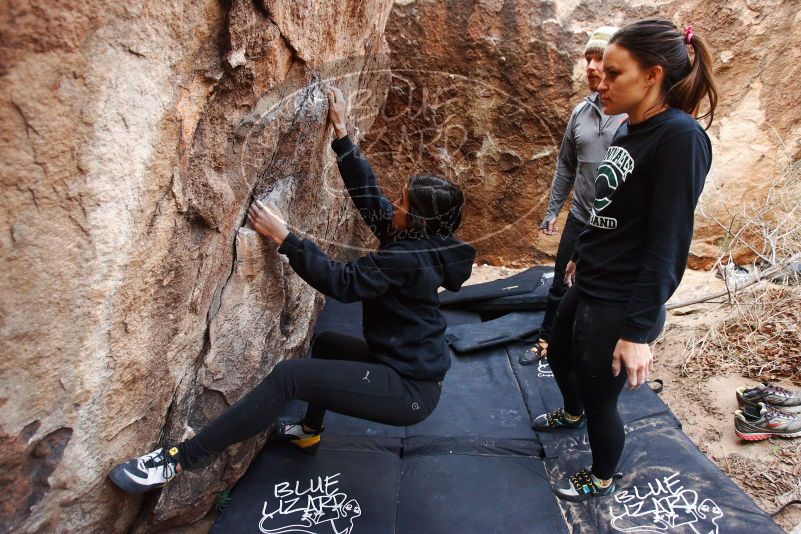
[
  {"left": 735, "top": 383, "right": 801, "bottom": 441},
  {"left": 531, "top": 407, "right": 620, "bottom": 502},
  {"left": 108, "top": 417, "right": 323, "bottom": 494}
]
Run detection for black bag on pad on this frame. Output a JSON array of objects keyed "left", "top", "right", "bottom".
[
  {"left": 438, "top": 266, "right": 553, "bottom": 306},
  {"left": 444, "top": 311, "right": 544, "bottom": 353},
  {"left": 464, "top": 270, "right": 554, "bottom": 312}
]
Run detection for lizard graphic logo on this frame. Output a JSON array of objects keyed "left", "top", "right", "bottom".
[{"left": 260, "top": 474, "right": 362, "bottom": 534}]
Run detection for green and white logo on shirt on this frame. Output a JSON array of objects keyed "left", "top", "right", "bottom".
[{"left": 590, "top": 146, "right": 634, "bottom": 230}]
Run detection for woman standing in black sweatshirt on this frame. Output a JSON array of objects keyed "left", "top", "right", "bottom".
[
  {"left": 109, "top": 87, "right": 476, "bottom": 494},
  {"left": 531, "top": 19, "right": 718, "bottom": 501}
]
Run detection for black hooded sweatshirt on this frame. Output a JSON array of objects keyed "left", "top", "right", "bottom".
[{"left": 277, "top": 135, "right": 476, "bottom": 381}]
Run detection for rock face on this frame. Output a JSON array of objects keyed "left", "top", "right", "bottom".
[
  {"left": 364, "top": 0, "right": 801, "bottom": 267},
  {"left": 0, "top": 0, "right": 392, "bottom": 531}
]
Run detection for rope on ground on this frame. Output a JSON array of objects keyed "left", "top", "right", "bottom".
[{"left": 771, "top": 499, "right": 801, "bottom": 517}]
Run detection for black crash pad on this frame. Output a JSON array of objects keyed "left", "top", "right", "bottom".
[
  {"left": 396, "top": 436, "right": 566, "bottom": 534},
  {"left": 445, "top": 311, "right": 545, "bottom": 353},
  {"left": 545, "top": 419, "right": 784, "bottom": 534},
  {"left": 505, "top": 340, "right": 680, "bottom": 457},
  {"left": 440, "top": 307, "right": 484, "bottom": 327},
  {"left": 438, "top": 266, "right": 552, "bottom": 306},
  {"left": 463, "top": 271, "right": 553, "bottom": 312},
  {"left": 406, "top": 346, "right": 539, "bottom": 442},
  {"left": 211, "top": 436, "right": 402, "bottom": 534},
  {"left": 214, "top": 294, "right": 782, "bottom": 534}
]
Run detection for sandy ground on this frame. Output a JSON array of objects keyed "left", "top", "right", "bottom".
[
  {"left": 469, "top": 264, "right": 801, "bottom": 532},
  {"left": 656, "top": 269, "right": 801, "bottom": 533}
]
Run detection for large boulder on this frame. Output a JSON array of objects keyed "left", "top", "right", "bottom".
[{"left": 0, "top": 0, "right": 392, "bottom": 531}]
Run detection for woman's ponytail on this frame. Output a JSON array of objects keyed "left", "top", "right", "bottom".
[
  {"left": 611, "top": 18, "right": 719, "bottom": 127},
  {"left": 667, "top": 29, "right": 718, "bottom": 126}
]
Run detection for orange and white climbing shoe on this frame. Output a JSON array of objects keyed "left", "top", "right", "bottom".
[{"left": 274, "top": 418, "right": 324, "bottom": 454}]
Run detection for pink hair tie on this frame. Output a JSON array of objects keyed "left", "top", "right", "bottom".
[{"left": 684, "top": 25, "right": 694, "bottom": 44}]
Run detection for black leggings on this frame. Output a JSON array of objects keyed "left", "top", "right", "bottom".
[
  {"left": 539, "top": 212, "right": 585, "bottom": 343},
  {"left": 177, "top": 331, "right": 442, "bottom": 469},
  {"left": 547, "top": 286, "right": 665, "bottom": 480}
]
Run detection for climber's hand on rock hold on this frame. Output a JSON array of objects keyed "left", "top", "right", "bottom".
[
  {"left": 325, "top": 86, "right": 348, "bottom": 139},
  {"left": 247, "top": 200, "right": 289, "bottom": 246}
]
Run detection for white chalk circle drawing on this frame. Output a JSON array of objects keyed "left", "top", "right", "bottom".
[
  {"left": 259, "top": 473, "right": 362, "bottom": 534},
  {"left": 609, "top": 472, "right": 723, "bottom": 533}
]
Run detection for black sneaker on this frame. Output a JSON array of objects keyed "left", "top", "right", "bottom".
[
  {"left": 109, "top": 446, "right": 180, "bottom": 494},
  {"left": 519, "top": 339, "right": 548, "bottom": 365},
  {"left": 553, "top": 467, "right": 621, "bottom": 502},
  {"left": 736, "top": 382, "right": 801, "bottom": 413},
  {"left": 735, "top": 402, "right": 801, "bottom": 441},
  {"left": 532, "top": 407, "right": 586, "bottom": 431},
  {"left": 274, "top": 418, "right": 324, "bottom": 454}
]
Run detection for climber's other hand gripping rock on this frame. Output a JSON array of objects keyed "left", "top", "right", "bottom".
[
  {"left": 325, "top": 86, "right": 348, "bottom": 139},
  {"left": 248, "top": 200, "right": 289, "bottom": 246}
]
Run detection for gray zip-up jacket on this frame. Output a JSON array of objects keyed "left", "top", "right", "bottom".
[{"left": 542, "top": 92, "right": 626, "bottom": 226}]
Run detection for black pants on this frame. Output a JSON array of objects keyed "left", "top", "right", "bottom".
[
  {"left": 177, "top": 331, "right": 442, "bottom": 469},
  {"left": 547, "top": 286, "right": 665, "bottom": 480},
  {"left": 539, "top": 212, "right": 585, "bottom": 342}
]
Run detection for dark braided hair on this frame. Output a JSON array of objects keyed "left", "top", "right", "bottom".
[{"left": 404, "top": 173, "right": 465, "bottom": 238}]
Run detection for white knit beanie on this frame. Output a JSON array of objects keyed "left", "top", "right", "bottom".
[{"left": 584, "top": 26, "right": 619, "bottom": 55}]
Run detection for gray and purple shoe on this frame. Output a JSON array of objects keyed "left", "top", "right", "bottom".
[{"left": 736, "top": 382, "right": 801, "bottom": 413}]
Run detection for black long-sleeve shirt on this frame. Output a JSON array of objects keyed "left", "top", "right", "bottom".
[
  {"left": 278, "top": 135, "right": 476, "bottom": 380},
  {"left": 572, "top": 108, "right": 712, "bottom": 343}
]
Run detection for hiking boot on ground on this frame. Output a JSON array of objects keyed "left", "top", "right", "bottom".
[
  {"left": 552, "top": 467, "right": 621, "bottom": 502},
  {"left": 734, "top": 402, "right": 801, "bottom": 441},
  {"left": 736, "top": 382, "right": 801, "bottom": 413},
  {"left": 532, "top": 407, "right": 586, "bottom": 431},
  {"left": 274, "top": 418, "right": 324, "bottom": 454},
  {"left": 109, "top": 446, "right": 180, "bottom": 494}
]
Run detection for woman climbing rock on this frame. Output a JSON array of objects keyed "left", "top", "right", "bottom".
[{"left": 109, "top": 86, "right": 475, "bottom": 493}]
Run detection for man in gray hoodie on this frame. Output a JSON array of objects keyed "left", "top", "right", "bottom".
[{"left": 521, "top": 26, "right": 626, "bottom": 365}]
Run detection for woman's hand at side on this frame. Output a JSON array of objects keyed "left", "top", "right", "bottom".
[
  {"left": 612, "top": 339, "right": 653, "bottom": 390},
  {"left": 325, "top": 86, "right": 348, "bottom": 139},
  {"left": 564, "top": 260, "right": 576, "bottom": 287},
  {"left": 248, "top": 200, "right": 289, "bottom": 246}
]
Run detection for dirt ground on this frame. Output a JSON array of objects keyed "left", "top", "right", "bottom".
[
  {"left": 467, "top": 264, "right": 801, "bottom": 533},
  {"left": 657, "top": 269, "right": 801, "bottom": 533}
]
